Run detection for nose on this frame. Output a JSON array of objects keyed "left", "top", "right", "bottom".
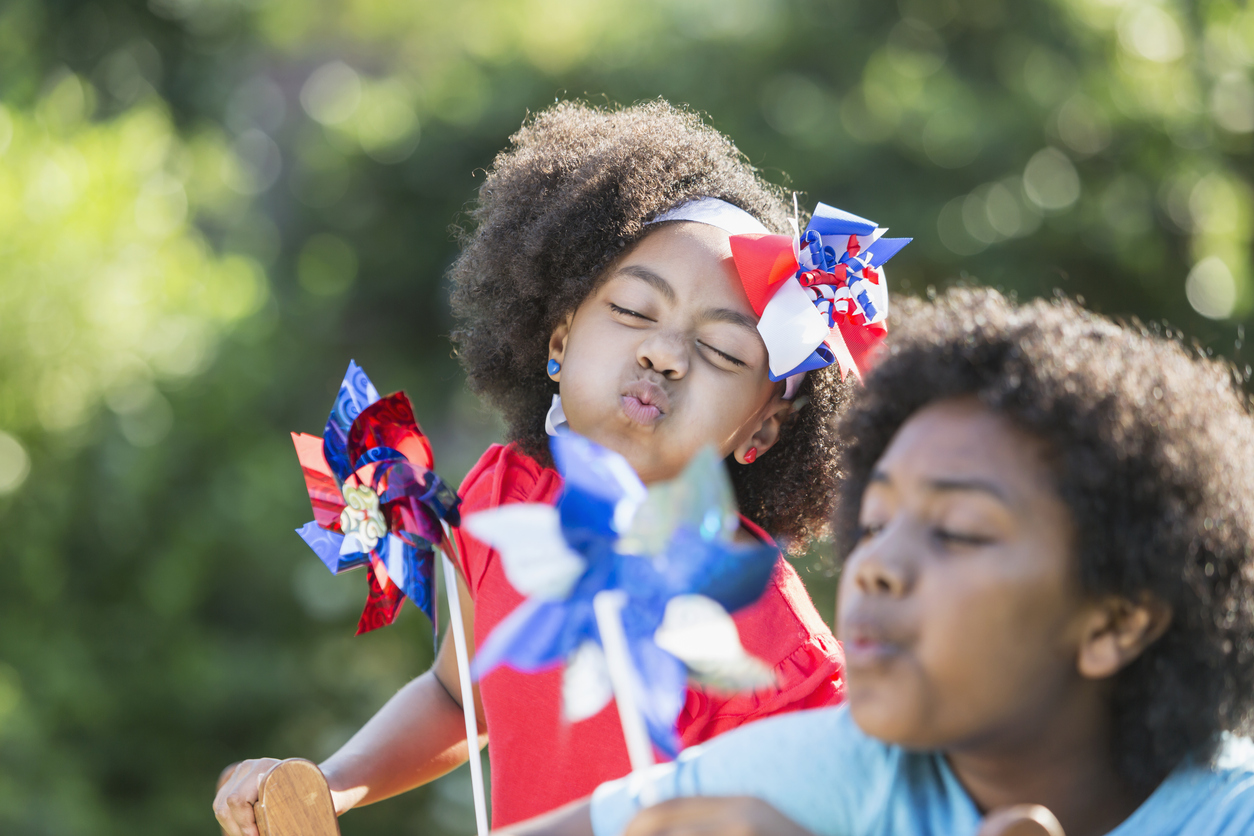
[
  {"left": 636, "top": 331, "right": 689, "bottom": 379},
  {"left": 850, "top": 527, "right": 915, "bottom": 598}
]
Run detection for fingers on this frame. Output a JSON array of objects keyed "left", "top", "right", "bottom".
[
  {"left": 624, "top": 798, "right": 723, "bottom": 836},
  {"left": 977, "top": 805, "right": 1066, "bottom": 836},
  {"left": 212, "top": 758, "right": 282, "bottom": 836}
]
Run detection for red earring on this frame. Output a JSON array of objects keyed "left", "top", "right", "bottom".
[{"left": 744, "top": 447, "right": 758, "bottom": 464}]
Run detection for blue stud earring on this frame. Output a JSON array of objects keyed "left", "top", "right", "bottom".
[{"left": 547, "top": 359, "right": 561, "bottom": 378}]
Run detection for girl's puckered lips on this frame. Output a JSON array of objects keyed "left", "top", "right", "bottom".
[
  {"left": 839, "top": 616, "right": 910, "bottom": 669},
  {"left": 621, "top": 379, "right": 670, "bottom": 426}
]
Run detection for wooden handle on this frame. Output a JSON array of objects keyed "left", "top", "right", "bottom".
[{"left": 254, "top": 759, "right": 341, "bottom": 836}]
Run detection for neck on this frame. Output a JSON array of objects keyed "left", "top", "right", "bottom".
[{"left": 944, "top": 684, "right": 1150, "bottom": 836}]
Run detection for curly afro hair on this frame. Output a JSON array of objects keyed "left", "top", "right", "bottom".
[
  {"left": 833, "top": 286, "right": 1254, "bottom": 788},
  {"left": 449, "top": 100, "right": 854, "bottom": 549}
]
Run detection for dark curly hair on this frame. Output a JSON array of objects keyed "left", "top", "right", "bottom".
[
  {"left": 833, "top": 286, "right": 1254, "bottom": 788},
  {"left": 449, "top": 100, "right": 854, "bottom": 549}
]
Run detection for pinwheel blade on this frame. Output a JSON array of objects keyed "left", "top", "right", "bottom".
[
  {"left": 291, "top": 432, "right": 345, "bottom": 529},
  {"left": 464, "top": 504, "right": 587, "bottom": 600},
  {"left": 472, "top": 598, "right": 581, "bottom": 678},
  {"left": 323, "top": 361, "right": 381, "bottom": 483},
  {"left": 346, "top": 391, "right": 434, "bottom": 474},
  {"left": 630, "top": 637, "right": 688, "bottom": 758},
  {"left": 551, "top": 433, "right": 647, "bottom": 548},
  {"left": 357, "top": 563, "right": 404, "bottom": 635},
  {"left": 296, "top": 520, "right": 368, "bottom": 574},
  {"left": 657, "top": 528, "right": 777, "bottom": 613},
  {"left": 562, "top": 640, "right": 614, "bottom": 722},
  {"left": 618, "top": 445, "right": 737, "bottom": 557},
  {"left": 654, "top": 594, "right": 775, "bottom": 692}
]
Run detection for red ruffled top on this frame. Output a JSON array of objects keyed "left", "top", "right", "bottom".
[{"left": 451, "top": 444, "right": 845, "bottom": 827}]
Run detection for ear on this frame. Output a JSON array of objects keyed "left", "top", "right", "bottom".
[
  {"left": 1076, "top": 593, "right": 1173, "bottom": 679},
  {"left": 548, "top": 315, "right": 572, "bottom": 381},
  {"left": 732, "top": 394, "right": 794, "bottom": 465}
]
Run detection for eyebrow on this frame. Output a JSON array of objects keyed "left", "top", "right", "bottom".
[
  {"left": 868, "top": 469, "right": 1011, "bottom": 502},
  {"left": 615, "top": 266, "right": 760, "bottom": 333},
  {"left": 617, "top": 265, "right": 676, "bottom": 302}
]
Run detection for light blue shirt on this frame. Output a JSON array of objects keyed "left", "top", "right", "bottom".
[{"left": 589, "top": 706, "right": 1254, "bottom": 836}]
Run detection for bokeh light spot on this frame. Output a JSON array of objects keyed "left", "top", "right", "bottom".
[
  {"left": 937, "top": 196, "right": 986, "bottom": 255},
  {"left": 1210, "top": 73, "right": 1254, "bottom": 133},
  {"left": 134, "top": 173, "right": 189, "bottom": 237},
  {"left": 355, "top": 80, "right": 420, "bottom": 163},
  {"left": 301, "top": 62, "right": 363, "bottom": 126},
  {"left": 223, "top": 129, "right": 282, "bottom": 194},
  {"left": 1186, "top": 256, "right": 1238, "bottom": 320},
  {"left": 1055, "top": 94, "right": 1112, "bottom": 156},
  {"left": 1023, "top": 147, "right": 1081, "bottom": 211},
  {"left": 1118, "top": 5, "right": 1186, "bottom": 64},
  {"left": 0, "top": 431, "right": 31, "bottom": 495}
]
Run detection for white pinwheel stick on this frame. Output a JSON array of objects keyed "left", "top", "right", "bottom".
[
  {"left": 438, "top": 521, "right": 490, "bottom": 836},
  {"left": 592, "top": 589, "right": 658, "bottom": 807}
]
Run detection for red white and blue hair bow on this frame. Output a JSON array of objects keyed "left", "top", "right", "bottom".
[
  {"left": 650, "top": 198, "right": 910, "bottom": 393},
  {"left": 291, "top": 361, "right": 461, "bottom": 635}
]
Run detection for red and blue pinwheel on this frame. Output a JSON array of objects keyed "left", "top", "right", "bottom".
[
  {"left": 292, "top": 361, "right": 460, "bottom": 635},
  {"left": 465, "top": 433, "right": 777, "bottom": 758}
]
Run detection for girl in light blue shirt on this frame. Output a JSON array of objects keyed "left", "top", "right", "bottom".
[{"left": 505, "top": 288, "right": 1254, "bottom": 836}]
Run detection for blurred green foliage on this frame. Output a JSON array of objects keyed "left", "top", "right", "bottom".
[{"left": 1, "top": 0, "right": 1252, "bottom": 833}]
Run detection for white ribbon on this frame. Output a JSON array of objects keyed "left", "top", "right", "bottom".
[{"left": 545, "top": 394, "right": 570, "bottom": 437}]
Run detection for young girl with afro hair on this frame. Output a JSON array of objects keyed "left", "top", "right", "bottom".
[{"left": 215, "top": 100, "right": 886, "bottom": 834}]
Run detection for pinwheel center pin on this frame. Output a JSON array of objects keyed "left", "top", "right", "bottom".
[{"left": 339, "top": 482, "right": 387, "bottom": 554}]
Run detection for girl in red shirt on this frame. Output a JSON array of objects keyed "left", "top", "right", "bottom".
[{"left": 215, "top": 100, "right": 859, "bottom": 835}]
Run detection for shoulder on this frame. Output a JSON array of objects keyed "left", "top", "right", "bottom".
[
  {"left": 682, "top": 704, "right": 883, "bottom": 783},
  {"left": 453, "top": 444, "right": 563, "bottom": 589},
  {"left": 458, "top": 443, "right": 562, "bottom": 512},
  {"left": 1112, "top": 736, "right": 1254, "bottom": 835}
]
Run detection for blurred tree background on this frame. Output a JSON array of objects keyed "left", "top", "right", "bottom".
[{"left": 2, "top": 0, "right": 1252, "bottom": 833}]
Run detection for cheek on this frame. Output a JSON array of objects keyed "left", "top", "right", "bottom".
[{"left": 910, "top": 560, "right": 1081, "bottom": 735}]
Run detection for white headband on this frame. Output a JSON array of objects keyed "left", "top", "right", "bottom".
[{"left": 650, "top": 198, "right": 771, "bottom": 236}]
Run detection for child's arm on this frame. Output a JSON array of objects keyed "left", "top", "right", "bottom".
[{"left": 213, "top": 571, "right": 485, "bottom": 836}]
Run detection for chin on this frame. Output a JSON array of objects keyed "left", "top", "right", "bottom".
[{"left": 846, "top": 682, "right": 929, "bottom": 748}]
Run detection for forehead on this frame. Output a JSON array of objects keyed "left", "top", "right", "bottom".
[
  {"left": 614, "top": 222, "right": 752, "bottom": 311},
  {"left": 875, "top": 397, "right": 1055, "bottom": 500}
]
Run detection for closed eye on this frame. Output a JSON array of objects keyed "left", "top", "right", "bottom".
[
  {"left": 697, "top": 340, "right": 747, "bottom": 368},
  {"left": 933, "top": 529, "right": 994, "bottom": 547},
  {"left": 856, "top": 523, "right": 885, "bottom": 543},
  {"left": 610, "top": 303, "right": 653, "bottom": 322}
]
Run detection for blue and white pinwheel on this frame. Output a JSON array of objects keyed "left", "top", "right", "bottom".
[{"left": 465, "top": 434, "right": 778, "bottom": 757}]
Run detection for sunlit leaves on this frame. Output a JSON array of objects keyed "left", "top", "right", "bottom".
[{"left": 0, "top": 82, "right": 268, "bottom": 440}]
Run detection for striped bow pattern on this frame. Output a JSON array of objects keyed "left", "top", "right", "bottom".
[{"left": 729, "top": 202, "right": 911, "bottom": 382}]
